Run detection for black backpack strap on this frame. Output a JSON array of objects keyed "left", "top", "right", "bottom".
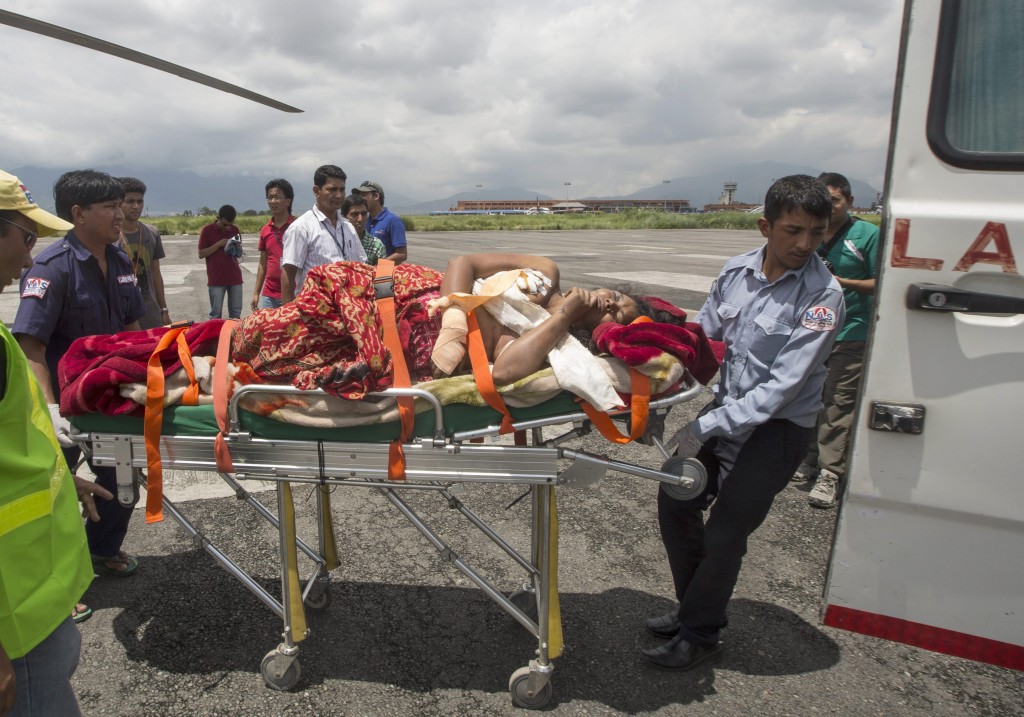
[
  {"left": 0, "top": 334, "right": 8, "bottom": 401},
  {"left": 817, "top": 216, "right": 855, "bottom": 260}
]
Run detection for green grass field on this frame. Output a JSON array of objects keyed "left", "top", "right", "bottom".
[{"left": 148, "top": 209, "right": 880, "bottom": 236}]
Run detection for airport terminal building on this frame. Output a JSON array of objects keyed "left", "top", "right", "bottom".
[{"left": 452, "top": 198, "right": 694, "bottom": 213}]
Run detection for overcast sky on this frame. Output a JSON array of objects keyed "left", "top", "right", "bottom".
[{"left": 2, "top": 0, "right": 903, "bottom": 202}]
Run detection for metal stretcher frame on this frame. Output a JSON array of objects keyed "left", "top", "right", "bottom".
[{"left": 71, "top": 375, "right": 704, "bottom": 709}]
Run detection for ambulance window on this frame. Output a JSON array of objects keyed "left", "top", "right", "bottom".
[{"left": 927, "top": 0, "right": 1024, "bottom": 169}]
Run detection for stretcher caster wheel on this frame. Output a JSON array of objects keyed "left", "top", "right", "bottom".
[
  {"left": 304, "top": 581, "right": 331, "bottom": 611},
  {"left": 660, "top": 455, "right": 708, "bottom": 502},
  {"left": 261, "top": 650, "right": 301, "bottom": 691},
  {"left": 509, "top": 666, "right": 553, "bottom": 709},
  {"left": 508, "top": 588, "right": 539, "bottom": 623}
]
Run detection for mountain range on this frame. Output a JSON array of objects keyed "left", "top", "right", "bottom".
[{"left": 10, "top": 161, "right": 880, "bottom": 216}]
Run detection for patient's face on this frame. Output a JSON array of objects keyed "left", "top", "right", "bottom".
[{"left": 583, "top": 288, "right": 640, "bottom": 329}]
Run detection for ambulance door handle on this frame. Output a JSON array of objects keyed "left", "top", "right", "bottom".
[{"left": 906, "top": 283, "right": 1024, "bottom": 314}]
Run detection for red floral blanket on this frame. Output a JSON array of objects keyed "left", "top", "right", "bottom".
[{"left": 231, "top": 262, "right": 443, "bottom": 399}]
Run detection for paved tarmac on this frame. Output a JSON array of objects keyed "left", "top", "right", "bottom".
[{"left": 2, "top": 229, "right": 1020, "bottom": 716}]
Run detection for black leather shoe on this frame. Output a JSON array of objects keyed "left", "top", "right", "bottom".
[
  {"left": 641, "top": 634, "right": 721, "bottom": 671},
  {"left": 645, "top": 612, "right": 682, "bottom": 639}
]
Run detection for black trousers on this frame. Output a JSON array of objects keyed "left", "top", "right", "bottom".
[
  {"left": 657, "top": 418, "right": 812, "bottom": 646},
  {"left": 62, "top": 445, "right": 138, "bottom": 558}
]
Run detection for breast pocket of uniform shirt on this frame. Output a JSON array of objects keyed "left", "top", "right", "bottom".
[
  {"left": 115, "top": 282, "right": 143, "bottom": 325},
  {"left": 63, "top": 288, "right": 102, "bottom": 336},
  {"left": 716, "top": 302, "right": 741, "bottom": 326},
  {"left": 751, "top": 312, "right": 795, "bottom": 355}
]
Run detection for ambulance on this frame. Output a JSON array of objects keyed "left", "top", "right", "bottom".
[{"left": 823, "top": 0, "right": 1023, "bottom": 670}]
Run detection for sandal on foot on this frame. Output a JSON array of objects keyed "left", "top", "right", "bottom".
[
  {"left": 72, "top": 603, "right": 93, "bottom": 624},
  {"left": 92, "top": 551, "right": 139, "bottom": 577}
]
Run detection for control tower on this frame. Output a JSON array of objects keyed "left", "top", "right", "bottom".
[{"left": 718, "top": 182, "right": 738, "bottom": 205}]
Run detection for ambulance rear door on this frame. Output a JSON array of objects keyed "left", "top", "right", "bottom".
[{"left": 822, "top": 0, "right": 1024, "bottom": 670}]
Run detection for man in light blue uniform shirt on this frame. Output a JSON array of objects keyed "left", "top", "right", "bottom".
[{"left": 642, "top": 175, "right": 845, "bottom": 671}]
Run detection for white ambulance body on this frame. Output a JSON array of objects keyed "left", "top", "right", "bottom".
[{"left": 823, "top": 0, "right": 1023, "bottom": 670}]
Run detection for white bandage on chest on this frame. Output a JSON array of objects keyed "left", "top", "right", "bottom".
[{"left": 473, "top": 271, "right": 623, "bottom": 411}]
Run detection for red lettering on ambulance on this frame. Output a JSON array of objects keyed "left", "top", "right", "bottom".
[
  {"left": 952, "top": 222, "right": 1018, "bottom": 274},
  {"left": 891, "top": 218, "right": 943, "bottom": 270}
]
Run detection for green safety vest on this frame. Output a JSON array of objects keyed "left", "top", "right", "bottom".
[{"left": 0, "top": 324, "right": 93, "bottom": 659}]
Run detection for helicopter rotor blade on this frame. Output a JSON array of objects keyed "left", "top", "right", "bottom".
[{"left": 0, "top": 10, "right": 302, "bottom": 113}]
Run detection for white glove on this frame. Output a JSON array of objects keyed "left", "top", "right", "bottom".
[
  {"left": 48, "top": 403, "right": 75, "bottom": 448},
  {"left": 669, "top": 424, "right": 702, "bottom": 459}
]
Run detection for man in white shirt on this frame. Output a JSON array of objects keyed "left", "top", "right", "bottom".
[{"left": 280, "top": 164, "right": 367, "bottom": 302}]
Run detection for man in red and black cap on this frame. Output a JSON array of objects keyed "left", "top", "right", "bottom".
[{"left": 352, "top": 180, "right": 407, "bottom": 264}]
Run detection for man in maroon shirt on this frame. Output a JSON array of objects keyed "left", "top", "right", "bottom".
[{"left": 197, "top": 205, "right": 243, "bottom": 318}]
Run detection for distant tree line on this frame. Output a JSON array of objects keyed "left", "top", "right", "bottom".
[{"left": 192, "top": 206, "right": 267, "bottom": 217}]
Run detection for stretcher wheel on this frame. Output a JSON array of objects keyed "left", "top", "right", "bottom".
[
  {"left": 304, "top": 581, "right": 331, "bottom": 611},
  {"left": 660, "top": 456, "right": 708, "bottom": 502},
  {"left": 508, "top": 588, "right": 539, "bottom": 623},
  {"left": 261, "top": 650, "right": 301, "bottom": 691},
  {"left": 509, "top": 666, "right": 553, "bottom": 709}
]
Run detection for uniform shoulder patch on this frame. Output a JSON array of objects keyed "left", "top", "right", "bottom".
[
  {"left": 21, "top": 277, "right": 50, "bottom": 299},
  {"left": 117, "top": 273, "right": 139, "bottom": 285},
  {"left": 802, "top": 305, "right": 838, "bottom": 332}
]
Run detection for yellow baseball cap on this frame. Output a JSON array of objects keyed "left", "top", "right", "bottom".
[{"left": 0, "top": 170, "right": 73, "bottom": 237}]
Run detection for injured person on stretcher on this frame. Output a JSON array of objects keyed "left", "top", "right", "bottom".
[
  {"left": 433, "top": 253, "right": 656, "bottom": 386},
  {"left": 57, "top": 255, "right": 723, "bottom": 704},
  {"left": 58, "top": 252, "right": 721, "bottom": 422}
]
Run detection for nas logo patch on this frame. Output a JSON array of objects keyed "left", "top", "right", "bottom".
[
  {"left": 802, "top": 305, "right": 838, "bottom": 332},
  {"left": 21, "top": 277, "right": 50, "bottom": 299},
  {"left": 117, "top": 273, "right": 138, "bottom": 286}
]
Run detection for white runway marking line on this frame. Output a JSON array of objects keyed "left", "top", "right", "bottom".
[
  {"left": 585, "top": 271, "right": 715, "bottom": 292},
  {"left": 675, "top": 253, "right": 733, "bottom": 261}
]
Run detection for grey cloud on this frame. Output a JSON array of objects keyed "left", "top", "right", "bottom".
[{"left": 2, "top": 0, "right": 903, "bottom": 199}]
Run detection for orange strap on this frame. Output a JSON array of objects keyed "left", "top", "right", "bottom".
[
  {"left": 143, "top": 324, "right": 199, "bottom": 523},
  {"left": 465, "top": 310, "right": 516, "bottom": 434},
  {"left": 375, "top": 260, "right": 414, "bottom": 480},
  {"left": 213, "top": 319, "right": 238, "bottom": 475},
  {"left": 174, "top": 332, "right": 200, "bottom": 406},
  {"left": 578, "top": 368, "right": 651, "bottom": 444}
]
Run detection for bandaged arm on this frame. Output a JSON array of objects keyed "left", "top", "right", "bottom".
[{"left": 430, "top": 301, "right": 470, "bottom": 376}]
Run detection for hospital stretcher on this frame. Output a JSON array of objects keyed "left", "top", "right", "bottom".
[{"left": 68, "top": 374, "right": 706, "bottom": 708}]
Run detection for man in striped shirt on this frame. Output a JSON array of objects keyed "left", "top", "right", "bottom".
[{"left": 280, "top": 165, "right": 367, "bottom": 303}]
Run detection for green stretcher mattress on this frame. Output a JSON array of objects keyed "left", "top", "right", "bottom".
[{"left": 69, "top": 392, "right": 584, "bottom": 442}]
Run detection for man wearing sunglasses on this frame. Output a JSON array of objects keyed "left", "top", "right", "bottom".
[{"left": 1, "top": 169, "right": 114, "bottom": 717}]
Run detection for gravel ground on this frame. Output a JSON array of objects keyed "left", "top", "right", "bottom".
[{"left": 70, "top": 393, "right": 1023, "bottom": 716}]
